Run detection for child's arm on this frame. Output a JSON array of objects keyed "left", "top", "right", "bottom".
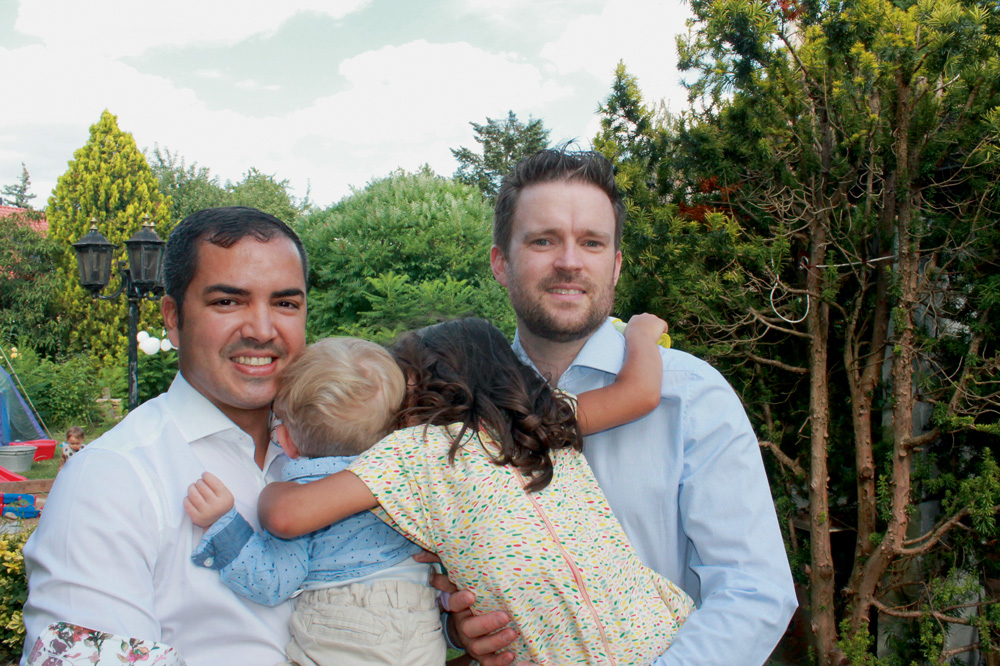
[
  {"left": 259, "top": 470, "right": 378, "bottom": 539},
  {"left": 576, "top": 313, "right": 667, "bottom": 435},
  {"left": 184, "top": 472, "right": 235, "bottom": 528}
]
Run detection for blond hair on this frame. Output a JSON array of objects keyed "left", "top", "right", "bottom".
[{"left": 274, "top": 337, "right": 405, "bottom": 457}]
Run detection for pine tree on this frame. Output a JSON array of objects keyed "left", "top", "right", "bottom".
[
  {"left": 451, "top": 111, "right": 550, "bottom": 200},
  {"left": 1, "top": 163, "right": 37, "bottom": 209},
  {"left": 47, "top": 110, "right": 173, "bottom": 365}
]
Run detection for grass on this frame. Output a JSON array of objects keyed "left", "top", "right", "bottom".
[
  {"left": 22, "top": 457, "right": 59, "bottom": 480},
  {"left": 17, "top": 423, "right": 116, "bottom": 481}
]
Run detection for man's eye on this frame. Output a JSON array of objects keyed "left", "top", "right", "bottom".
[
  {"left": 213, "top": 299, "right": 236, "bottom": 306},
  {"left": 532, "top": 239, "right": 551, "bottom": 246}
]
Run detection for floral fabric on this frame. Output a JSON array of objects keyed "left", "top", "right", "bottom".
[{"left": 25, "top": 622, "right": 187, "bottom": 665}]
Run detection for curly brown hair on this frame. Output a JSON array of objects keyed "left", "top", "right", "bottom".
[{"left": 392, "top": 318, "right": 581, "bottom": 493}]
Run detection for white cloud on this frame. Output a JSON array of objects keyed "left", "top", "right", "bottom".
[
  {"left": 540, "top": 0, "right": 692, "bottom": 113},
  {"left": 0, "top": 37, "right": 575, "bottom": 207},
  {"left": 235, "top": 79, "right": 282, "bottom": 91},
  {"left": 1, "top": 0, "right": 697, "bottom": 211},
  {"left": 14, "top": 0, "right": 373, "bottom": 57}
]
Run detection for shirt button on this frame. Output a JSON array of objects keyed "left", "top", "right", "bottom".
[{"left": 203, "top": 557, "right": 214, "bottom": 567}]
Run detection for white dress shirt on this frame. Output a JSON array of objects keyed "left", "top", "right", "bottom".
[
  {"left": 22, "top": 374, "right": 292, "bottom": 666},
  {"left": 515, "top": 319, "right": 798, "bottom": 666}
]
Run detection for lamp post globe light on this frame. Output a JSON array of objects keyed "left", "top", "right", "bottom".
[{"left": 72, "top": 214, "right": 166, "bottom": 412}]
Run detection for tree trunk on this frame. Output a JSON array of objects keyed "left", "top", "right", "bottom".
[
  {"left": 807, "top": 212, "right": 839, "bottom": 666},
  {"left": 850, "top": 69, "right": 919, "bottom": 631}
]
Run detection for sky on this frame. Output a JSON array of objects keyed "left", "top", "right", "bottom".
[{"left": 0, "top": 0, "right": 694, "bottom": 210}]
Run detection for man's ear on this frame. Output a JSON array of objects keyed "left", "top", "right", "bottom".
[
  {"left": 490, "top": 246, "right": 509, "bottom": 288},
  {"left": 161, "top": 296, "right": 181, "bottom": 348},
  {"left": 613, "top": 249, "right": 622, "bottom": 286}
]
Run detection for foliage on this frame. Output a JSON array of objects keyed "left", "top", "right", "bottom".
[
  {"left": 9, "top": 345, "right": 109, "bottom": 430},
  {"left": 0, "top": 524, "right": 33, "bottom": 662},
  {"left": 594, "top": 5, "right": 1000, "bottom": 660},
  {"left": 451, "top": 111, "right": 550, "bottom": 201},
  {"left": 45, "top": 110, "right": 172, "bottom": 366},
  {"left": 299, "top": 168, "right": 512, "bottom": 340},
  {"left": 0, "top": 211, "right": 69, "bottom": 356},
  {"left": 226, "top": 167, "right": 308, "bottom": 223},
  {"left": 1, "top": 163, "right": 36, "bottom": 209},
  {"left": 149, "top": 146, "right": 308, "bottom": 224},
  {"left": 137, "top": 348, "right": 178, "bottom": 404},
  {"left": 342, "top": 273, "right": 515, "bottom": 345},
  {"left": 148, "top": 146, "right": 228, "bottom": 222}
]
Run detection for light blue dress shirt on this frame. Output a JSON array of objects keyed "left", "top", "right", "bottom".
[
  {"left": 514, "top": 318, "right": 797, "bottom": 666},
  {"left": 191, "top": 456, "right": 422, "bottom": 607}
]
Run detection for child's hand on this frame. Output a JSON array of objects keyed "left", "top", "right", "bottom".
[
  {"left": 624, "top": 313, "right": 669, "bottom": 345},
  {"left": 183, "top": 472, "right": 235, "bottom": 528}
]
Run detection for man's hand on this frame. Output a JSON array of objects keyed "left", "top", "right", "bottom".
[{"left": 183, "top": 472, "right": 234, "bottom": 528}]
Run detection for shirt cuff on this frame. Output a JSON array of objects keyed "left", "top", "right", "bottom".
[
  {"left": 190, "top": 508, "right": 253, "bottom": 570},
  {"left": 441, "top": 609, "right": 464, "bottom": 651}
]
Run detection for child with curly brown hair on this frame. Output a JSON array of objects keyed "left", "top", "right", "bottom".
[{"left": 237, "top": 316, "right": 692, "bottom": 666}]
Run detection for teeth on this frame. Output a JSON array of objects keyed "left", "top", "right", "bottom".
[
  {"left": 234, "top": 356, "right": 273, "bottom": 366},
  {"left": 549, "top": 289, "right": 583, "bottom": 295}
]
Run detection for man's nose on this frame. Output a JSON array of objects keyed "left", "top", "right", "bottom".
[
  {"left": 552, "top": 243, "right": 583, "bottom": 271},
  {"left": 241, "top": 302, "right": 277, "bottom": 342}
]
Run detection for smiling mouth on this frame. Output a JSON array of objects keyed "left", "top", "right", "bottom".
[
  {"left": 233, "top": 356, "right": 276, "bottom": 367},
  {"left": 548, "top": 288, "right": 585, "bottom": 295}
]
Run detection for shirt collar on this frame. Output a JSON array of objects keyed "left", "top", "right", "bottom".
[
  {"left": 513, "top": 317, "right": 625, "bottom": 380},
  {"left": 165, "top": 373, "right": 244, "bottom": 443}
]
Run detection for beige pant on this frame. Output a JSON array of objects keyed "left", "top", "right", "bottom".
[{"left": 281, "top": 579, "right": 446, "bottom": 666}]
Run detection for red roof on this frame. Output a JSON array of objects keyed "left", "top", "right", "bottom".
[{"left": 0, "top": 205, "right": 47, "bottom": 234}]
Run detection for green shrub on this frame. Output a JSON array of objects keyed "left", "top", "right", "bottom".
[
  {"left": 10, "top": 346, "right": 107, "bottom": 430},
  {"left": 0, "top": 524, "right": 33, "bottom": 661},
  {"left": 137, "top": 349, "right": 178, "bottom": 404}
]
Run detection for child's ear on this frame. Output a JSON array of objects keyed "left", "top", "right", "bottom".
[{"left": 274, "top": 423, "right": 300, "bottom": 459}]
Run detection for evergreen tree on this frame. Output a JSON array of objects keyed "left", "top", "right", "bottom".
[
  {"left": 451, "top": 111, "right": 550, "bottom": 200},
  {"left": 47, "top": 110, "right": 172, "bottom": 365},
  {"left": 671, "top": 0, "right": 1000, "bottom": 660},
  {"left": 1, "top": 163, "right": 37, "bottom": 209}
]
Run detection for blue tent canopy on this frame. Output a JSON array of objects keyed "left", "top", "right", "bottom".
[{"left": 0, "top": 366, "right": 45, "bottom": 445}]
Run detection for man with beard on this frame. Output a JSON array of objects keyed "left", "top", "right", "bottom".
[{"left": 445, "top": 149, "right": 797, "bottom": 666}]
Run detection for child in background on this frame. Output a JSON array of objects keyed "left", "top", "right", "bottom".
[
  {"left": 60, "top": 426, "right": 85, "bottom": 467},
  {"left": 252, "top": 316, "right": 693, "bottom": 666}
]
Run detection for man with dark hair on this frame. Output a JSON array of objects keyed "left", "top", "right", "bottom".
[
  {"left": 447, "top": 149, "right": 797, "bottom": 666},
  {"left": 22, "top": 207, "right": 308, "bottom": 665}
]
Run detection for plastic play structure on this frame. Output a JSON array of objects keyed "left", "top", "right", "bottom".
[
  {"left": 0, "top": 364, "right": 53, "bottom": 518},
  {"left": 0, "top": 365, "right": 48, "bottom": 448}
]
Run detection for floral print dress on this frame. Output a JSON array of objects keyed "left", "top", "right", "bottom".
[{"left": 349, "top": 424, "right": 694, "bottom": 666}]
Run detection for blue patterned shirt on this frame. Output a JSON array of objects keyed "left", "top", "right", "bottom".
[{"left": 191, "top": 456, "right": 422, "bottom": 606}]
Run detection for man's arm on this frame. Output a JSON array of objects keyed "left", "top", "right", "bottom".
[
  {"left": 22, "top": 449, "right": 163, "bottom": 659},
  {"left": 654, "top": 364, "right": 797, "bottom": 666}
]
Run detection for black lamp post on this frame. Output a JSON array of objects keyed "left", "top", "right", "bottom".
[{"left": 73, "top": 215, "right": 166, "bottom": 413}]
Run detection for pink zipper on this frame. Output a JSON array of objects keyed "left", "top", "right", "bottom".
[{"left": 513, "top": 468, "right": 616, "bottom": 665}]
